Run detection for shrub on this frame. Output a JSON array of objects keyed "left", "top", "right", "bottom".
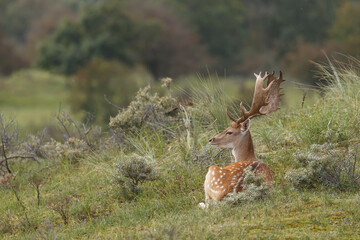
[
  {"left": 285, "top": 143, "right": 360, "bottom": 191},
  {"left": 109, "top": 85, "right": 178, "bottom": 137},
  {"left": 222, "top": 166, "right": 271, "bottom": 205},
  {"left": 17, "top": 130, "right": 47, "bottom": 159},
  {"left": 54, "top": 111, "right": 103, "bottom": 150},
  {"left": 0, "top": 114, "right": 42, "bottom": 175},
  {"left": 113, "top": 154, "right": 159, "bottom": 194},
  {"left": 40, "top": 137, "right": 90, "bottom": 161},
  {"left": 48, "top": 196, "right": 72, "bottom": 225}
]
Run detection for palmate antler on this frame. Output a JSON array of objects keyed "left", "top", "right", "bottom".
[{"left": 227, "top": 71, "right": 284, "bottom": 123}]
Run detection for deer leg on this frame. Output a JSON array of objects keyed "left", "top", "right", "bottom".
[{"left": 199, "top": 193, "right": 211, "bottom": 209}]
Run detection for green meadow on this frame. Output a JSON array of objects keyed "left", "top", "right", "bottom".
[{"left": 1, "top": 61, "right": 360, "bottom": 239}]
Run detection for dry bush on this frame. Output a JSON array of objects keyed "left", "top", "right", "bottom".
[
  {"left": 113, "top": 154, "right": 159, "bottom": 194},
  {"left": 39, "top": 137, "right": 90, "bottom": 162},
  {"left": 18, "top": 131, "right": 47, "bottom": 159},
  {"left": 0, "top": 114, "right": 41, "bottom": 175},
  {"left": 55, "top": 111, "right": 102, "bottom": 149},
  {"left": 109, "top": 85, "right": 178, "bottom": 140},
  {"left": 49, "top": 196, "right": 72, "bottom": 225},
  {"left": 285, "top": 143, "right": 360, "bottom": 191}
]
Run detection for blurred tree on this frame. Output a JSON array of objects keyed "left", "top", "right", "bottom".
[
  {"left": 329, "top": 0, "right": 360, "bottom": 57},
  {"left": 70, "top": 58, "right": 150, "bottom": 125},
  {"left": 37, "top": 1, "right": 140, "bottom": 74},
  {"left": 125, "top": 0, "right": 209, "bottom": 78},
  {"left": 36, "top": 21, "right": 89, "bottom": 74},
  {"left": 25, "top": 5, "right": 76, "bottom": 62},
  {"left": 239, "top": 0, "right": 338, "bottom": 81},
  {"left": 268, "top": 0, "right": 338, "bottom": 54},
  {"left": 176, "top": 0, "right": 245, "bottom": 72},
  {"left": 37, "top": 0, "right": 207, "bottom": 78},
  {"left": 0, "top": 0, "right": 75, "bottom": 65},
  {"left": 0, "top": 0, "right": 53, "bottom": 43},
  {"left": 282, "top": 42, "right": 325, "bottom": 83},
  {"left": 0, "top": 31, "right": 26, "bottom": 75}
]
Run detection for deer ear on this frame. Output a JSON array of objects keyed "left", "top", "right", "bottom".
[{"left": 240, "top": 119, "right": 250, "bottom": 132}]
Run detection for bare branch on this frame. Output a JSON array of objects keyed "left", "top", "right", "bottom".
[{"left": 104, "top": 94, "right": 122, "bottom": 110}]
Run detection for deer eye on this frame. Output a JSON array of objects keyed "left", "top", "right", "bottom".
[{"left": 226, "top": 131, "right": 233, "bottom": 135}]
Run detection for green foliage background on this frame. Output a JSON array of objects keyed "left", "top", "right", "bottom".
[
  {"left": 0, "top": 1, "right": 360, "bottom": 237},
  {"left": 1, "top": 60, "right": 360, "bottom": 239}
]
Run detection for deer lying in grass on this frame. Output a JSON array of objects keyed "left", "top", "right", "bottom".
[{"left": 199, "top": 71, "right": 284, "bottom": 209}]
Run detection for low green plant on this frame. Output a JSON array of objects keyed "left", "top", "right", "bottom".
[{"left": 113, "top": 154, "right": 159, "bottom": 194}]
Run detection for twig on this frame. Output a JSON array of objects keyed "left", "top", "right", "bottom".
[
  {"left": 7, "top": 155, "right": 39, "bottom": 162},
  {"left": 56, "top": 113, "right": 71, "bottom": 139},
  {"left": 353, "top": 146, "right": 358, "bottom": 180},
  {"left": 104, "top": 94, "right": 122, "bottom": 110},
  {"left": 10, "top": 183, "right": 31, "bottom": 226},
  {"left": 1, "top": 136, "right": 11, "bottom": 173},
  {"left": 67, "top": 115, "right": 84, "bottom": 140},
  {"left": 301, "top": 92, "right": 307, "bottom": 108}
]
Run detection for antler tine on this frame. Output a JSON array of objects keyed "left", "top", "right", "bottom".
[
  {"left": 226, "top": 108, "right": 237, "bottom": 122},
  {"left": 238, "top": 102, "right": 248, "bottom": 122}
]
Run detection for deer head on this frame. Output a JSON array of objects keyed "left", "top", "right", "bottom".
[{"left": 209, "top": 71, "right": 284, "bottom": 161}]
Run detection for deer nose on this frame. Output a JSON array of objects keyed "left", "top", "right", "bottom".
[{"left": 209, "top": 138, "right": 214, "bottom": 143}]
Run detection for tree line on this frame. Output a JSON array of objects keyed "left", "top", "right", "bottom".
[
  {"left": 0, "top": 0, "right": 359, "bottom": 82},
  {"left": 1, "top": 0, "right": 360, "bottom": 125}
]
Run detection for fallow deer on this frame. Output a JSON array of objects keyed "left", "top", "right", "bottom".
[{"left": 199, "top": 71, "right": 284, "bottom": 209}]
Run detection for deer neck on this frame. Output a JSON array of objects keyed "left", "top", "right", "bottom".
[{"left": 232, "top": 131, "right": 256, "bottom": 161}]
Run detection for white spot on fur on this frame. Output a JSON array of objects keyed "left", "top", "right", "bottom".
[{"left": 209, "top": 188, "right": 220, "bottom": 194}]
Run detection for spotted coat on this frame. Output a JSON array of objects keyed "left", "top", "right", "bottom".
[{"left": 204, "top": 161, "right": 273, "bottom": 202}]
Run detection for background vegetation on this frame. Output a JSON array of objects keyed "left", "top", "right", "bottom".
[
  {"left": 1, "top": 58, "right": 360, "bottom": 239},
  {"left": 1, "top": 0, "right": 360, "bottom": 128},
  {"left": 1, "top": 0, "right": 360, "bottom": 239}
]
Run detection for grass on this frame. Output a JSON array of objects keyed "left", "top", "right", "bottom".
[
  {"left": 2, "top": 160, "right": 360, "bottom": 239},
  {"left": 0, "top": 69, "right": 71, "bottom": 131},
  {"left": 1, "top": 59, "right": 360, "bottom": 239}
]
